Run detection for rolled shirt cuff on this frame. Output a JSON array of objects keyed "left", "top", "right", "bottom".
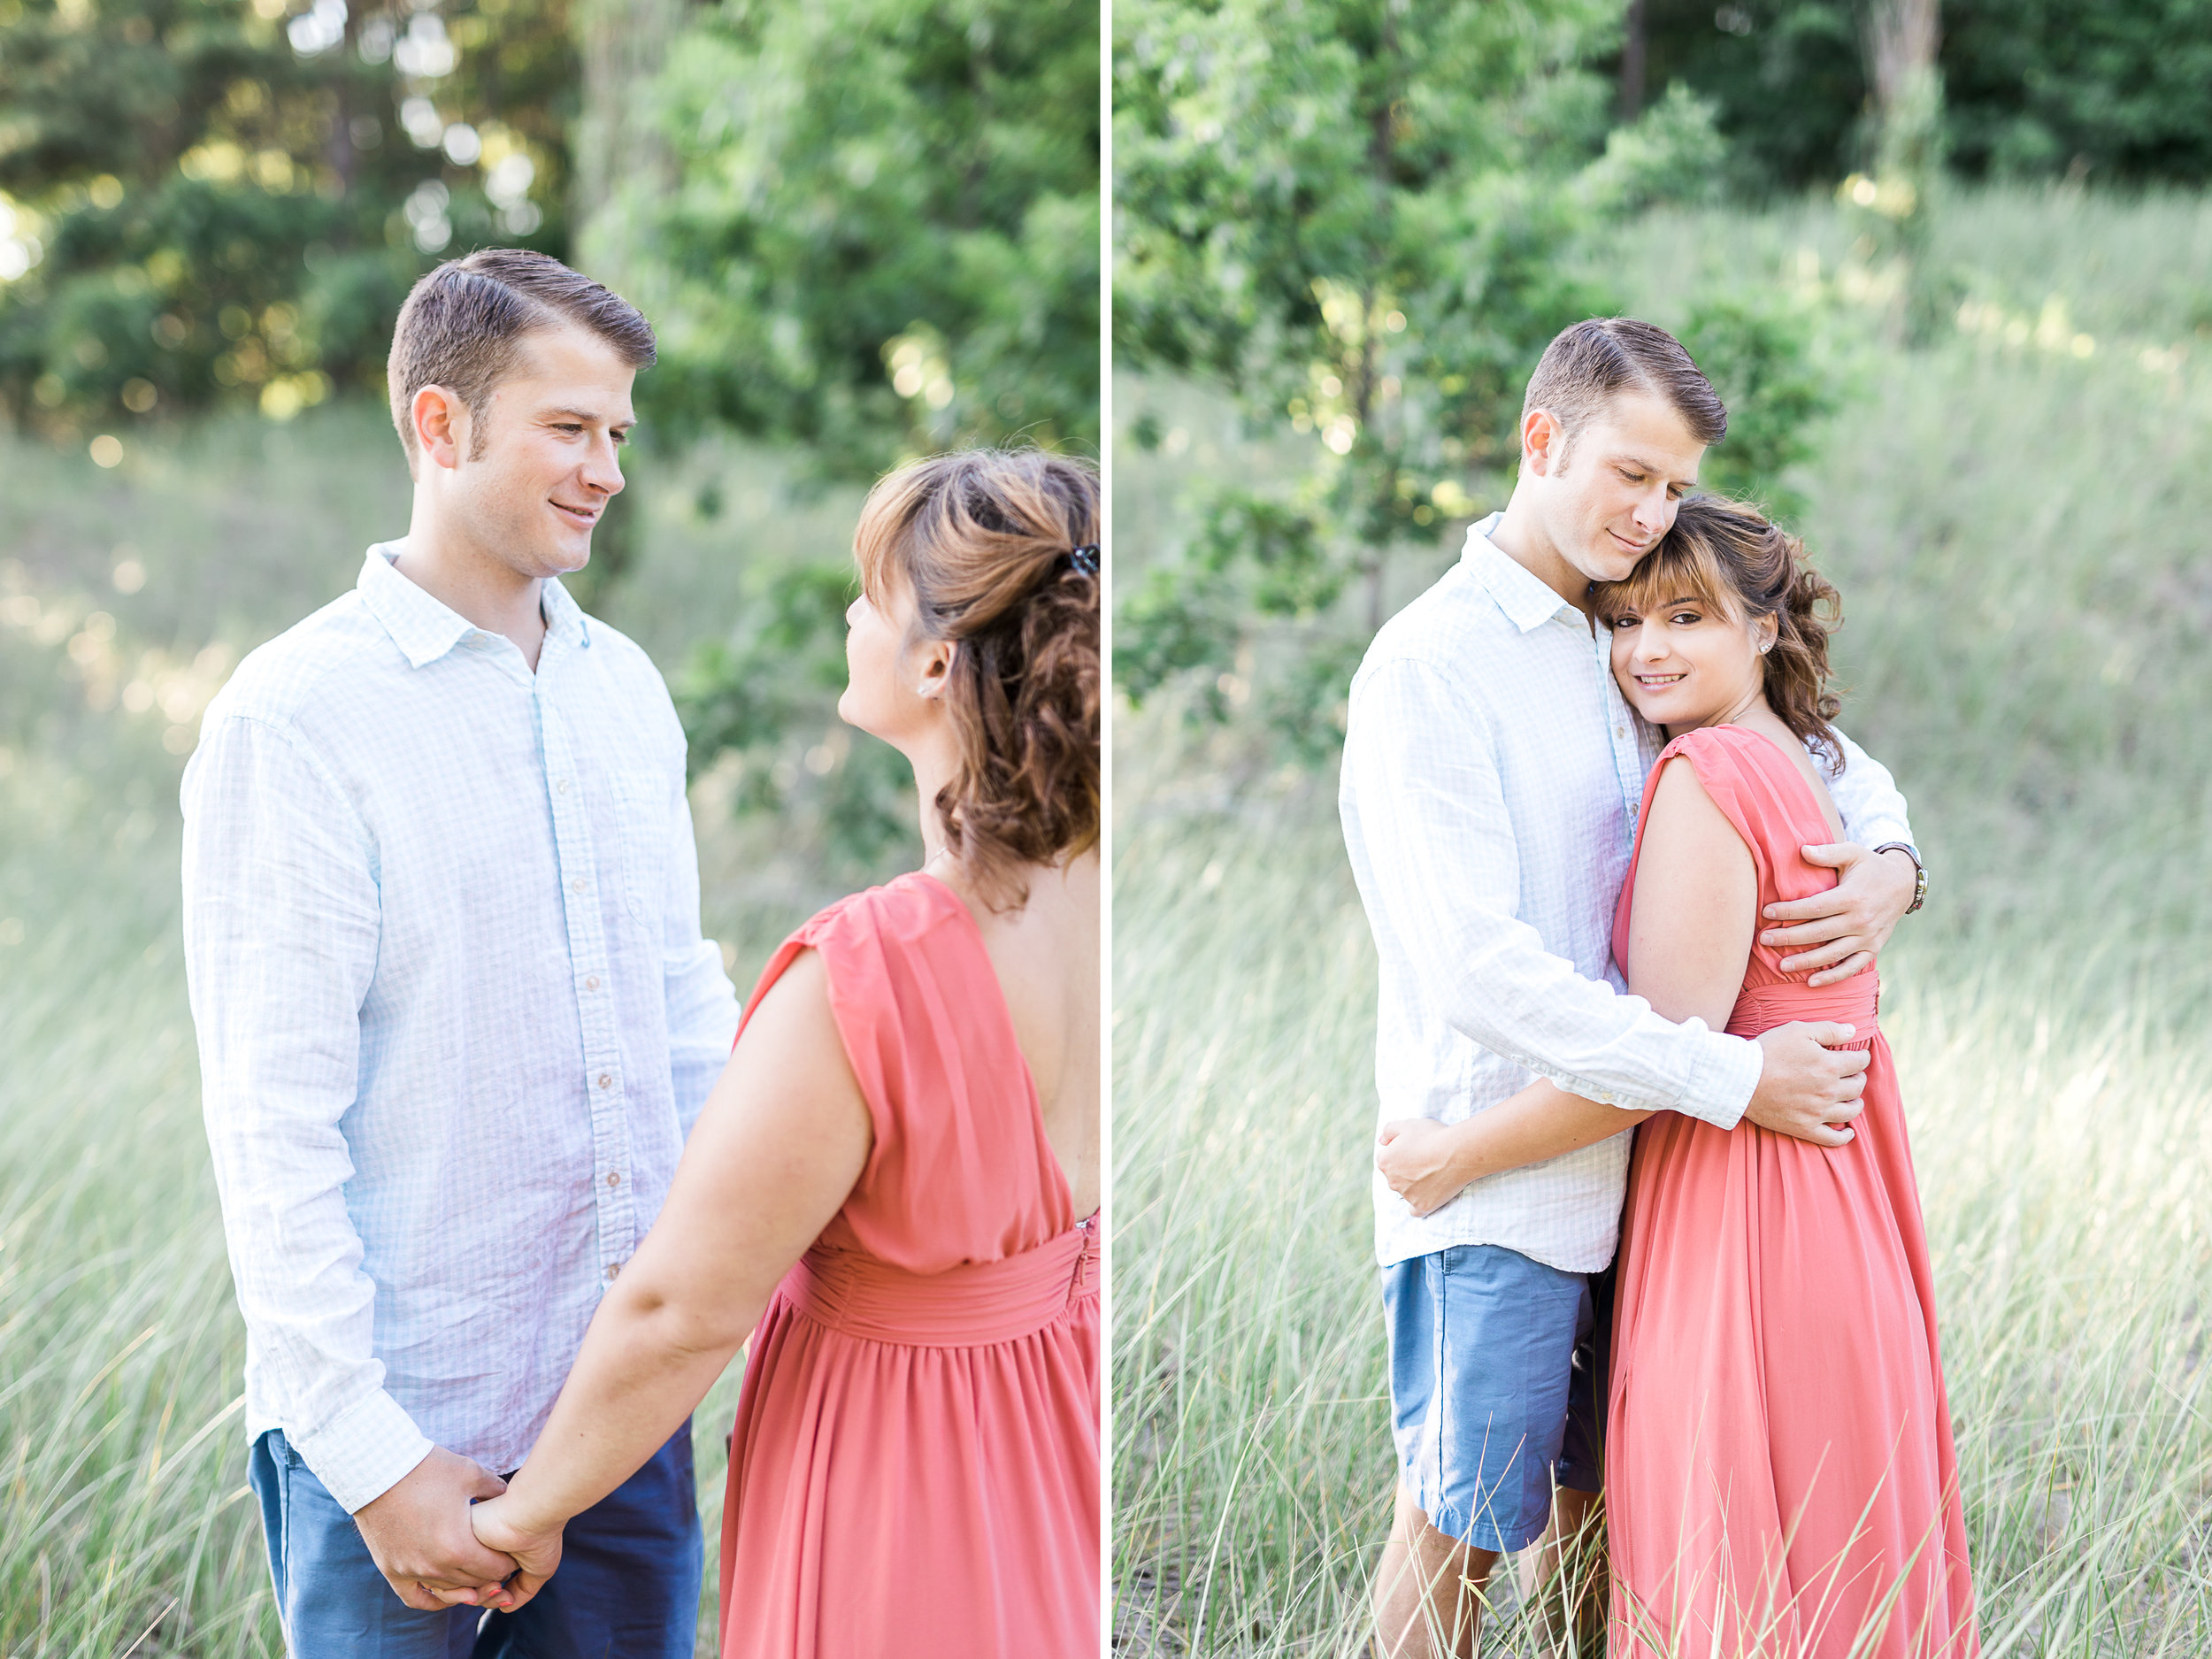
[
  {"left": 288, "top": 1386, "right": 435, "bottom": 1514},
  {"left": 1676, "top": 1028, "right": 1762, "bottom": 1132}
]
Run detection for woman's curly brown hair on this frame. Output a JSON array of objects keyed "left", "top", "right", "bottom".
[
  {"left": 854, "top": 449, "right": 1100, "bottom": 909},
  {"left": 1587, "top": 494, "right": 1846, "bottom": 766}
]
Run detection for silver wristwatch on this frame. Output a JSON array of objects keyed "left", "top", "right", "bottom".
[{"left": 1873, "top": 842, "right": 1925, "bottom": 914}]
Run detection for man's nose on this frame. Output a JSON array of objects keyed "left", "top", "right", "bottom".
[
  {"left": 581, "top": 437, "right": 625, "bottom": 496},
  {"left": 1632, "top": 485, "right": 1669, "bottom": 534}
]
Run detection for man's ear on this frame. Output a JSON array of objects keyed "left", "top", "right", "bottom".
[
  {"left": 1521, "top": 407, "right": 1564, "bottom": 477},
  {"left": 412, "top": 385, "right": 467, "bottom": 472}
]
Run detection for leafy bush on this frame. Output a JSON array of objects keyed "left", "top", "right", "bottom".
[
  {"left": 634, "top": 0, "right": 1102, "bottom": 811},
  {"left": 618, "top": 0, "right": 1101, "bottom": 483}
]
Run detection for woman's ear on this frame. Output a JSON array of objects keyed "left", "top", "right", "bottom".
[
  {"left": 914, "top": 637, "right": 958, "bottom": 700},
  {"left": 1755, "top": 612, "right": 1780, "bottom": 656}
]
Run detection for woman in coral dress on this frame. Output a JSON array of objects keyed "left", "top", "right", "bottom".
[
  {"left": 1593, "top": 498, "right": 1975, "bottom": 1659},
  {"left": 465, "top": 449, "right": 1102, "bottom": 1656},
  {"left": 1378, "top": 495, "right": 1974, "bottom": 1658}
]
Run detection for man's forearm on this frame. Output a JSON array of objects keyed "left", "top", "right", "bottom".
[{"left": 1442, "top": 1079, "right": 1655, "bottom": 1185}]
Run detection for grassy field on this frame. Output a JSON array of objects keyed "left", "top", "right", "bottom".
[
  {"left": 0, "top": 408, "right": 895, "bottom": 1654},
  {"left": 1112, "top": 183, "right": 2212, "bottom": 1655}
]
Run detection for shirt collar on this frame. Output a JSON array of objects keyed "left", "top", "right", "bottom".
[
  {"left": 1460, "top": 512, "right": 1579, "bottom": 634},
  {"left": 357, "top": 541, "right": 591, "bottom": 668},
  {"left": 538, "top": 572, "right": 591, "bottom": 654}
]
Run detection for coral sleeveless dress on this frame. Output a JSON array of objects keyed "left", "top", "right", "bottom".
[
  {"left": 717, "top": 873, "right": 1100, "bottom": 1658},
  {"left": 1606, "top": 726, "right": 1976, "bottom": 1659}
]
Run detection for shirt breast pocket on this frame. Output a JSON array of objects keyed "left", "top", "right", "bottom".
[{"left": 607, "top": 768, "right": 671, "bottom": 933}]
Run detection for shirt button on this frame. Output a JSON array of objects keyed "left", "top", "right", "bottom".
[
  {"left": 597, "top": 1072, "right": 612, "bottom": 1089},
  {"left": 584, "top": 975, "right": 599, "bottom": 992},
  {"left": 572, "top": 877, "right": 587, "bottom": 894},
  {"left": 557, "top": 779, "right": 571, "bottom": 794},
  {"left": 606, "top": 1171, "right": 620, "bottom": 1187},
  {"left": 1614, "top": 726, "right": 1626, "bottom": 738},
  {"left": 604, "top": 1262, "right": 621, "bottom": 1281}
]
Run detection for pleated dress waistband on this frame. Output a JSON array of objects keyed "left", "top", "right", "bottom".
[{"left": 781, "top": 1217, "right": 1099, "bottom": 1348}]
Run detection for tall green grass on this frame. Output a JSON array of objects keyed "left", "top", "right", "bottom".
[
  {"left": 0, "top": 405, "right": 885, "bottom": 1653},
  {"left": 1113, "top": 184, "right": 2212, "bottom": 1655}
]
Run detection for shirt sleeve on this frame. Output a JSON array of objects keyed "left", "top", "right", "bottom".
[
  {"left": 1340, "top": 657, "right": 1762, "bottom": 1130},
  {"left": 657, "top": 763, "right": 740, "bottom": 1139},
  {"left": 180, "top": 713, "right": 432, "bottom": 1512},
  {"left": 1824, "top": 727, "right": 1916, "bottom": 853}
]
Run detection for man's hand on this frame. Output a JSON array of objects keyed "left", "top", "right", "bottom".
[
  {"left": 353, "top": 1446, "right": 520, "bottom": 1612},
  {"left": 1377, "top": 1118, "right": 1471, "bottom": 1218},
  {"left": 1759, "top": 844, "right": 1917, "bottom": 987},
  {"left": 1747, "top": 1022, "right": 1870, "bottom": 1148},
  {"left": 466, "top": 1490, "right": 565, "bottom": 1611}
]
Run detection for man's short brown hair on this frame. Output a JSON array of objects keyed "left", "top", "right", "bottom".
[
  {"left": 1521, "top": 317, "right": 1725, "bottom": 460},
  {"left": 387, "top": 249, "right": 656, "bottom": 471}
]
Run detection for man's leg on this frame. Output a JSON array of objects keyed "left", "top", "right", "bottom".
[
  {"left": 1373, "top": 1247, "right": 1594, "bottom": 1659},
  {"left": 474, "top": 1421, "right": 702, "bottom": 1659},
  {"left": 246, "top": 1429, "right": 481, "bottom": 1659},
  {"left": 1372, "top": 1480, "right": 1498, "bottom": 1658},
  {"left": 1521, "top": 1260, "right": 1612, "bottom": 1647}
]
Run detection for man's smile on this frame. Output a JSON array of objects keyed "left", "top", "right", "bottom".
[{"left": 551, "top": 498, "right": 602, "bottom": 528}]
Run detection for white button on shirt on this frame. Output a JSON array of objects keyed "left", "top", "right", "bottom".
[
  {"left": 1340, "top": 515, "right": 1913, "bottom": 1274},
  {"left": 181, "top": 543, "right": 740, "bottom": 1512}
]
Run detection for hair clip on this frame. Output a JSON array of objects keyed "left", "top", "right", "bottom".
[{"left": 1067, "top": 544, "right": 1100, "bottom": 577}]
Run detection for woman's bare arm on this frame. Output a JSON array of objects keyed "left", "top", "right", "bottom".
[
  {"left": 1378, "top": 757, "right": 1756, "bottom": 1216},
  {"left": 1620, "top": 757, "right": 1757, "bottom": 1027},
  {"left": 466, "top": 949, "right": 871, "bottom": 1599}
]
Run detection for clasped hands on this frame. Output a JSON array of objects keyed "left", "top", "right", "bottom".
[{"left": 352, "top": 1445, "right": 566, "bottom": 1614}]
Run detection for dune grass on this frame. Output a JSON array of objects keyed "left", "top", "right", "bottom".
[
  {"left": 0, "top": 405, "right": 890, "bottom": 1653},
  {"left": 1111, "top": 183, "right": 2212, "bottom": 1655}
]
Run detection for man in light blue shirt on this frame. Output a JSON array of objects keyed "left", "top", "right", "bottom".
[{"left": 182, "top": 250, "right": 739, "bottom": 1647}]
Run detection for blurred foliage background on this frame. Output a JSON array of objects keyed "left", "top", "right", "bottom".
[{"left": 0, "top": 0, "right": 1094, "bottom": 1647}]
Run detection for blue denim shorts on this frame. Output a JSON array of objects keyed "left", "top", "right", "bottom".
[{"left": 1380, "top": 1243, "right": 1600, "bottom": 1552}]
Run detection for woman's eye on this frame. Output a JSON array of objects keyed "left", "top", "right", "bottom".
[{"left": 1671, "top": 611, "right": 1701, "bottom": 625}]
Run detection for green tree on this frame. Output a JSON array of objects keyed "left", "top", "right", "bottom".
[
  {"left": 0, "top": 0, "right": 572, "bottom": 434},
  {"left": 1636, "top": 0, "right": 2212, "bottom": 190},
  {"left": 623, "top": 0, "right": 1101, "bottom": 848},
  {"left": 618, "top": 0, "right": 1101, "bottom": 480},
  {"left": 1115, "top": 0, "right": 1733, "bottom": 750}
]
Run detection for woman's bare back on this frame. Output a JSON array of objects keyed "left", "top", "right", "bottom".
[{"left": 938, "top": 851, "right": 1102, "bottom": 1216}]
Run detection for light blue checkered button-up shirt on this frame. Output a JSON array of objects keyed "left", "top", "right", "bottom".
[
  {"left": 181, "top": 543, "right": 740, "bottom": 1512},
  {"left": 1340, "top": 515, "right": 1914, "bottom": 1274}
]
